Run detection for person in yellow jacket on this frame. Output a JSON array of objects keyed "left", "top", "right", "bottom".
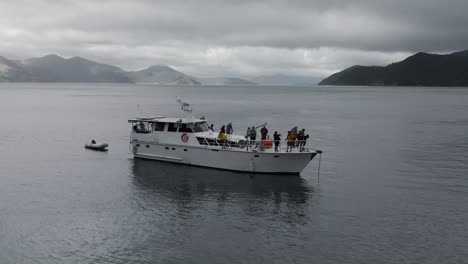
[
  {"left": 218, "top": 131, "right": 227, "bottom": 148},
  {"left": 218, "top": 131, "right": 227, "bottom": 139},
  {"left": 286, "top": 131, "right": 293, "bottom": 152}
]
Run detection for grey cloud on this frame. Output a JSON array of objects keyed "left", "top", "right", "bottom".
[
  {"left": 3, "top": 0, "right": 468, "bottom": 51},
  {"left": 0, "top": 0, "right": 466, "bottom": 77}
]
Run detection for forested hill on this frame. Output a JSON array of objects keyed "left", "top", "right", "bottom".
[{"left": 318, "top": 50, "right": 468, "bottom": 87}]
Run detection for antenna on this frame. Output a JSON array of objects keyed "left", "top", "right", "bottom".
[
  {"left": 137, "top": 104, "right": 144, "bottom": 115},
  {"left": 176, "top": 97, "right": 192, "bottom": 113}
]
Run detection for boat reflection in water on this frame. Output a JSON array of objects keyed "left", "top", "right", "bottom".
[
  {"left": 130, "top": 159, "right": 314, "bottom": 221},
  {"left": 128, "top": 159, "right": 316, "bottom": 261}
]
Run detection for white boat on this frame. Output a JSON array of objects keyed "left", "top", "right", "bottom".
[{"left": 128, "top": 116, "right": 321, "bottom": 175}]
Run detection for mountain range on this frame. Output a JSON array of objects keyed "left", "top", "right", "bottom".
[
  {"left": 0, "top": 54, "right": 201, "bottom": 85},
  {"left": 319, "top": 50, "right": 468, "bottom": 86},
  {"left": 4, "top": 51, "right": 466, "bottom": 86},
  {"left": 0, "top": 54, "right": 316, "bottom": 86}
]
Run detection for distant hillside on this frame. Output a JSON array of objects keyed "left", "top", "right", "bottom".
[
  {"left": 319, "top": 50, "right": 468, "bottom": 86},
  {"left": 0, "top": 56, "right": 32, "bottom": 81},
  {"left": 23, "top": 55, "right": 131, "bottom": 83},
  {"left": 451, "top": 50, "right": 468, "bottom": 57},
  {"left": 0, "top": 54, "right": 200, "bottom": 85},
  {"left": 128, "top": 64, "right": 200, "bottom": 85},
  {"left": 198, "top": 77, "right": 257, "bottom": 86},
  {"left": 251, "top": 75, "right": 319, "bottom": 86}
]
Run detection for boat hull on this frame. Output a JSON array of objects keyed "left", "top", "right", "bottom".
[{"left": 131, "top": 142, "right": 316, "bottom": 174}]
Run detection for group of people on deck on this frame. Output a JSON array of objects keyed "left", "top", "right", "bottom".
[
  {"left": 285, "top": 129, "right": 310, "bottom": 152},
  {"left": 272, "top": 128, "right": 310, "bottom": 152},
  {"left": 213, "top": 122, "right": 310, "bottom": 152},
  {"left": 214, "top": 123, "right": 234, "bottom": 147},
  {"left": 246, "top": 126, "right": 270, "bottom": 140}
]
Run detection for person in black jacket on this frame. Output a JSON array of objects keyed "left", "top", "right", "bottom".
[
  {"left": 250, "top": 126, "right": 257, "bottom": 141},
  {"left": 273, "top": 131, "right": 281, "bottom": 152},
  {"left": 299, "top": 129, "right": 309, "bottom": 151},
  {"left": 260, "top": 126, "right": 268, "bottom": 140}
]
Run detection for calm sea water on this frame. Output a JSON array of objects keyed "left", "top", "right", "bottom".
[{"left": 0, "top": 83, "right": 467, "bottom": 263}]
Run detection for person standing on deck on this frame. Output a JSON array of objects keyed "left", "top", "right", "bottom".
[
  {"left": 260, "top": 126, "right": 268, "bottom": 140},
  {"left": 273, "top": 131, "right": 281, "bottom": 152},
  {"left": 250, "top": 126, "right": 257, "bottom": 141},
  {"left": 299, "top": 129, "right": 309, "bottom": 151},
  {"left": 226, "top": 122, "right": 233, "bottom": 134},
  {"left": 250, "top": 126, "right": 257, "bottom": 148},
  {"left": 286, "top": 131, "right": 293, "bottom": 152},
  {"left": 296, "top": 130, "right": 303, "bottom": 148},
  {"left": 245, "top": 127, "right": 251, "bottom": 151},
  {"left": 218, "top": 130, "right": 227, "bottom": 148}
]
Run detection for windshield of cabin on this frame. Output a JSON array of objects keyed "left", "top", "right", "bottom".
[
  {"left": 133, "top": 121, "right": 150, "bottom": 133},
  {"left": 191, "top": 122, "right": 210, "bottom": 132}
]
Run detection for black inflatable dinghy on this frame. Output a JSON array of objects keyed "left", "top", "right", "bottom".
[{"left": 85, "top": 140, "right": 108, "bottom": 151}]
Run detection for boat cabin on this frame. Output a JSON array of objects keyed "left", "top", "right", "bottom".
[
  {"left": 128, "top": 116, "right": 245, "bottom": 148},
  {"left": 129, "top": 117, "right": 211, "bottom": 134}
]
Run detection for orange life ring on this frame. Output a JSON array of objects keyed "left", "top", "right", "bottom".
[{"left": 181, "top": 133, "right": 189, "bottom": 142}]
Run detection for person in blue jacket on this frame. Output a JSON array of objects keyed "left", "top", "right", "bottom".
[{"left": 226, "top": 122, "right": 234, "bottom": 134}]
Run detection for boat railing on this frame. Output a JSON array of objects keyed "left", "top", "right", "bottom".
[
  {"left": 197, "top": 137, "right": 235, "bottom": 148},
  {"left": 243, "top": 139, "right": 312, "bottom": 152},
  {"left": 197, "top": 136, "right": 312, "bottom": 152}
]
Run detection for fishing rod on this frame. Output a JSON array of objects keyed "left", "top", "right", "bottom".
[{"left": 252, "top": 122, "right": 267, "bottom": 129}]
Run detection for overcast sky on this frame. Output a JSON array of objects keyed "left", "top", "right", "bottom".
[{"left": 1, "top": 0, "right": 467, "bottom": 78}]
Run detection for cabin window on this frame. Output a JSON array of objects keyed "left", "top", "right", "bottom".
[
  {"left": 154, "top": 122, "right": 166, "bottom": 131},
  {"left": 188, "top": 123, "right": 195, "bottom": 132},
  {"left": 178, "top": 123, "right": 192, "bottom": 133},
  {"left": 168, "top": 123, "right": 179, "bottom": 132}
]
